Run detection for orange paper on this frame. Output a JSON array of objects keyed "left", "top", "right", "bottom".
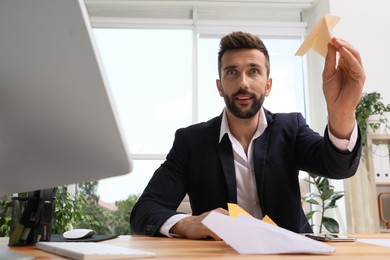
[
  {"left": 227, "top": 203, "right": 277, "bottom": 226},
  {"left": 295, "top": 14, "right": 340, "bottom": 57}
]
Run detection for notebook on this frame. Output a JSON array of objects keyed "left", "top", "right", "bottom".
[{"left": 36, "top": 242, "right": 156, "bottom": 260}]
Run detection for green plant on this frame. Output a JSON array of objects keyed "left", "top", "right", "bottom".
[
  {"left": 75, "top": 203, "right": 112, "bottom": 234},
  {"left": 355, "top": 92, "right": 390, "bottom": 146},
  {"left": 0, "top": 195, "right": 12, "bottom": 236},
  {"left": 0, "top": 188, "right": 92, "bottom": 236},
  {"left": 114, "top": 194, "right": 139, "bottom": 235},
  {"left": 302, "top": 174, "right": 344, "bottom": 233},
  {"left": 51, "top": 186, "right": 96, "bottom": 234},
  {"left": 1, "top": 184, "right": 139, "bottom": 237}
]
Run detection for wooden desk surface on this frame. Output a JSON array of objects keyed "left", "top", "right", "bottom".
[{"left": 1, "top": 234, "right": 390, "bottom": 259}]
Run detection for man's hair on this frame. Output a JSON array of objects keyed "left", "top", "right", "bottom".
[{"left": 217, "top": 31, "right": 270, "bottom": 78}]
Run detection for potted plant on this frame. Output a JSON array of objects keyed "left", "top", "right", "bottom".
[
  {"left": 302, "top": 174, "right": 345, "bottom": 233},
  {"left": 355, "top": 91, "right": 390, "bottom": 146},
  {"left": 301, "top": 92, "right": 390, "bottom": 234}
]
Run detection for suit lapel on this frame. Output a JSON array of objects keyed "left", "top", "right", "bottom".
[
  {"left": 253, "top": 109, "right": 273, "bottom": 213},
  {"left": 253, "top": 131, "right": 269, "bottom": 212},
  {"left": 217, "top": 133, "right": 237, "bottom": 203},
  {"left": 213, "top": 109, "right": 274, "bottom": 205}
]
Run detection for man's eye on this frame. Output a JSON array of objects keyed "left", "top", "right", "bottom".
[
  {"left": 227, "top": 70, "right": 236, "bottom": 75},
  {"left": 249, "top": 69, "right": 259, "bottom": 74}
]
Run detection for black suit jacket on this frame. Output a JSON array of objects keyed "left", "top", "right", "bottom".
[{"left": 130, "top": 109, "right": 362, "bottom": 235}]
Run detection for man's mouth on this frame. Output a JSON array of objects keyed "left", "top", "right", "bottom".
[
  {"left": 235, "top": 94, "right": 254, "bottom": 105},
  {"left": 236, "top": 95, "right": 252, "bottom": 100}
]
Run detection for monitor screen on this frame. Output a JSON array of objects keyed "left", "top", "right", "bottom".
[{"left": 0, "top": 0, "right": 132, "bottom": 195}]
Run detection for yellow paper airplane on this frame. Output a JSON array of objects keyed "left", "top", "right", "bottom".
[
  {"left": 262, "top": 215, "right": 277, "bottom": 226},
  {"left": 295, "top": 14, "right": 341, "bottom": 57},
  {"left": 227, "top": 203, "right": 277, "bottom": 226},
  {"left": 228, "top": 203, "right": 253, "bottom": 218}
]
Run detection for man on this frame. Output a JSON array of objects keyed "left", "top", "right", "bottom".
[{"left": 130, "top": 31, "right": 364, "bottom": 239}]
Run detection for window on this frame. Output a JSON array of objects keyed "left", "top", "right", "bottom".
[
  {"left": 197, "top": 36, "right": 305, "bottom": 122},
  {"left": 93, "top": 28, "right": 306, "bottom": 203},
  {"left": 94, "top": 29, "right": 192, "bottom": 154},
  {"left": 93, "top": 29, "right": 192, "bottom": 202}
]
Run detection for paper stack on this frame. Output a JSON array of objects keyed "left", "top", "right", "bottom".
[{"left": 202, "top": 211, "right": 335, "bottom": 255}]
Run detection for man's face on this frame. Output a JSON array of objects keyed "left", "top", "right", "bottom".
[{"left": 216, "top": 49, "right": 272, "bottom": 119}]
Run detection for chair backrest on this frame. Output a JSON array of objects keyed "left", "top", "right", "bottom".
[{"left": 378, "top": 192, "right": 390, "bottom": 229}]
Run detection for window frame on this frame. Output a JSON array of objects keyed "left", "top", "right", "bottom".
[{"left": 90, "top": 11, "right": 309, "bottom": 161}]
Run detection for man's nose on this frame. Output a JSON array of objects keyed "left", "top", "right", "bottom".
[{"left": 238, "top": 74, "right": 249, "bottom": 89}]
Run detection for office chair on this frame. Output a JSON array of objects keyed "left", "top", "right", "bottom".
[{"left": 378, "top": 192, "right": 390, "bottom": 229}]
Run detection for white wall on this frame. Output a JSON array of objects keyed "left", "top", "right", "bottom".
[
  {"left": 304, "top": 0, "right": 390, "bottom": 133},
  {"left": 329, "top": 0, "right": 390, "bottom": 105},
  {"left": 303, "top": 0, "right": 390, "bottom": 233},
  {"left": 302, "top": 0, "right": 330, "bottom": 133}
]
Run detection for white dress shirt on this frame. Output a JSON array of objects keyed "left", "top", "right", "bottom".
[{"left": 159, "top": 108, "right": 358, "bottom": 237}]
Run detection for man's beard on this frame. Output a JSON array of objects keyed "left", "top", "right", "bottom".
[{"left": 223, "top": 88, "right": 265, "bottom": 119}]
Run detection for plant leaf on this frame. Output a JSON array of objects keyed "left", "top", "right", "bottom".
[
  {"left": 316, "top": 177, "right": 329, "bottom": 191},
  {"left": 323, "top": 217, "right": 340, "bottom": 233},
  {"left": 303, "top": 198, "right": 320, "bottom": 205},
  {"left": 320, "top": 189, "right": 334, "bottom": 201},
  {"left": 305, "top": 211, "right": 316, "bottom": 220},
  {"left": 324, "top": 193, "right": 345, "bottom": 209}
]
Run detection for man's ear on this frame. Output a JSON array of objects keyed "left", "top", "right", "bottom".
[
  {"left": 216, "top": 79, "right": 223, "bottom": 97},
  {"left": 265, "top": 77, "right": 273, "bottom": 97}
]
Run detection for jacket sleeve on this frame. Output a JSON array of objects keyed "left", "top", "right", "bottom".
[
  {"left": 295, "top": 112, "right": 362, "bottom": 179},
  {"left": 130, "top": 129, "right": 190, "bottom": 236}
]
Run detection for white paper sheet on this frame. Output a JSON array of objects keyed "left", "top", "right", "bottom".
[
  {"left": 358, "top": 239, "right": 390, "bottom": 247},
  {"left": 202, "top": 212, "right": 335, "bottom": 254}
]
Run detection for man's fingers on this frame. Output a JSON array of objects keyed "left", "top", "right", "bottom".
[
  {"left": 197, "top": 208, "right": 228, "bottom": 240},
  {"left": 323, "top": 42, "right": 337, "bottom": 80},
  {"left": 212, "top": 207, "right": 229, "bottom": 215},
  {"left": 338, "top": 46, "right": 366, "bottom": 82},
  {"left": 208, "top": 231, "right": 223, "bottom": 241},
  {"left": 324, "top": 37, "right": 365, "bottom": 84},
  {"left": 331, "top": 37, "right": 363, "bottom": 66}
]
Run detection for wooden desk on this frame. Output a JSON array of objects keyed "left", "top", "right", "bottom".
[{"left": 1, "top": 234, "right": 390, "bottom": 259}]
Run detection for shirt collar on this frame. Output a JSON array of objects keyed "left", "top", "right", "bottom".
[{"left": 219, "top": 107, "right": 268, "bottom": 143}]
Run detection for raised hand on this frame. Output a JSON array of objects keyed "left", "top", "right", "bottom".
[{"left": 322, "top": 37, "right": 366, "bottom": 139}]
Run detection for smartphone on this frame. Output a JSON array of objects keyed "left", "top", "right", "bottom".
[{"left": 305, "top": 234, "right": 356, "bottom": 242}]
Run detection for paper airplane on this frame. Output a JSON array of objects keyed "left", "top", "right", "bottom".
[
  {"left": 228, "top": 203, "right": 277, "bottom": 226},
  {"left": 202, "top": 212, "right": 335, "bottom": 254},
  {"left": 228, "top": 203, "right": 253, "bottom": 218},
  {"left": 295, "top": 14, "right": 341, "bottom": 57}
]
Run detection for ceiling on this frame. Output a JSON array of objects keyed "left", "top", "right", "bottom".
[{"left": 85, "top": 0, "right": 318, "bottom": 22}]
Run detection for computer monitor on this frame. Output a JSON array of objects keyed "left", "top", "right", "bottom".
[{"left": 0, "top": 0, "right": 132, "bottom": 196}]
